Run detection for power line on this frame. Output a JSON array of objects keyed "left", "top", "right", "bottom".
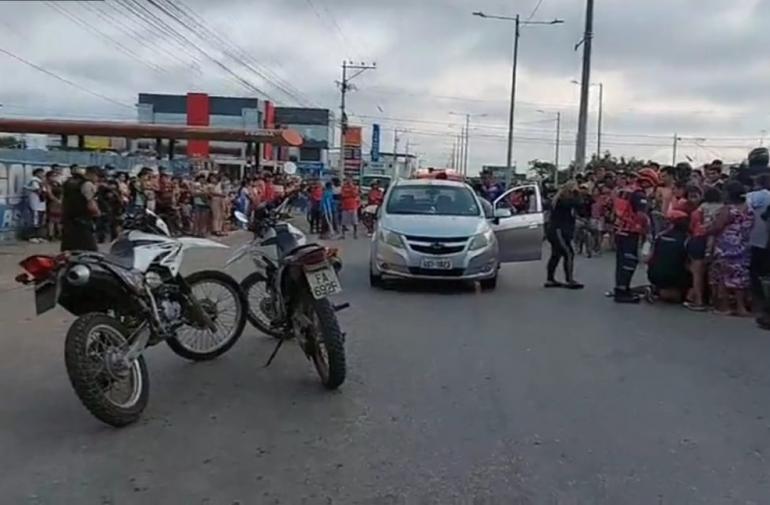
[
  {"left": 138, "top": 0, "right": 275, "bottom": 99},
  {"left": 163, "top": 0, "right": 316, "bottom": 106},
  {"left": 117, "top": 0, "right": 253, "bottom": 94},
  {"left": 45, "top": 0, "right": 167, "bottom": 75},
  {"left": 304, "top": 0, "right": 361, "bottom": 60},
  {"left": 0, "top": 45, "right": 133, "bottom": 109},
  {"left": 82, "top": 0, "right": 204, "bottom": 79},
  {"left": 114, "top": 0, "right": 208, "bottom": 70},
  {"left": 526, "top": 0, "right": 546, "bottom": 22}
]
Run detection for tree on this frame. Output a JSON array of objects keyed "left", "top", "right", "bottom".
[
  {"left": 0, "top": 135, "right": 22, "bottom": 149},
  {"left": 528, "top": 159, "right": 570, "bottom": 184}
]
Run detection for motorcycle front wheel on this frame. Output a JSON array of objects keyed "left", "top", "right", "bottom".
[
  {"left": 240, "top": 272, "right": 283, "bottom": 339},
  {"left": 167, "top": 270, "right": 247, "bottom": 361},
  {"left": 304, "top": 297, "right": 346, "bottom": 390},
  {"left": 64, "top": 313, "right": 149, "bottom": 427}
]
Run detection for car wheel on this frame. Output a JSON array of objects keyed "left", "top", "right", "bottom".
[
  {"left": 480, "top": 275, "right": 498, "bottom": 291},
  {"left": 369, "top": 266, "right": 383, "bottom": 288}
]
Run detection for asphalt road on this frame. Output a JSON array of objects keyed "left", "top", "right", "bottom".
[{"left": 1, "top": 235, "right": 769, "bottom": 504}]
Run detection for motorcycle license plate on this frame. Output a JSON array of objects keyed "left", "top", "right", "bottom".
[
  {"left": 34, "top": 279, "right": 57, "bottom": 315},
  {"left": 305, "top": 265, "right": 342, "bottom": 299}
]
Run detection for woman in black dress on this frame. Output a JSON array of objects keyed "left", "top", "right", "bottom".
[{"left": 545, "top": 180, "right": 584, "bottom": 289}]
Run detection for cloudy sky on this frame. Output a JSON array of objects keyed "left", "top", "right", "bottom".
[{"left": 1, "top": 0, "right": 769, "bottom": 171}]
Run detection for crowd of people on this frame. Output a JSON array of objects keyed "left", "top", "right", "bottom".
[
  {"left": 20, "top": 163, "right": 310, "bottom": 250},
  {"left": 20, "top": 163, "right": 384, "bottom": 252},
  {"left": 542, "top": 147, "right": 770, "bottom": 317}
]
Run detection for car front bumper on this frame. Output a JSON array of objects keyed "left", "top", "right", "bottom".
[{"left": 371, "top": 240, "right": 499, "bottom": 281}]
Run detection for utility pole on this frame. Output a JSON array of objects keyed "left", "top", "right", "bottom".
[
  {"left": 555, "top": 111, "right": 561, "bottom": 184},
  {"left": 597, "top": 82, "right": 603, "bottom": 157},
  {"left": 450, "top": 111, "right": 487, "bottom": 176},
  {"left": 672, "top": 133, "right": 679, "bottom": 165},
  {"left": 506, "top": 14, "right": 520, "bottom": 179},
  {"left": 450, "top": 139, "right": 456, "bottom": 169},
  {"left": 472, "top": 11, "right": 563, "bottom": 183},
  {"left": 404, "top": 138, "right": 410, "bottom": 176},
  {"left": 392, "top": 128, "right": 401, "bottom": 176},
  {"left": 463, "top": 113, "right": 471, "bottom": 176},
  {"left": 457, "top": 130, "right": 465, "bottom": 173},
  {"left": 337, "top": 60, "right": 376, "bottom": 175},
  {"left": 574, "top": 0, "right": 595, "bottom": 172}
]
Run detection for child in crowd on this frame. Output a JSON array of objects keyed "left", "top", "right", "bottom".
[{"left": 685, "top": 187, "right": 722, "bottom": 311}]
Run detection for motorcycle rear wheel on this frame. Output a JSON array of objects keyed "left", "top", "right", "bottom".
[
  {"left": 306, "top": 298, "right": 346, "bottom": 390},
  {"left": 64, "top": 313, "right": 149, "bottom": 427}
]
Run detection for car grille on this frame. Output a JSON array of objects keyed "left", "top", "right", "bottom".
[
  {"left": 408, "top": 267, "right": 466, "bottom": 277},
  {"left": 404, "top": 235, "right": 469, "bottom": 256},
  {"left": 404, "top": 235, "right": 468, "bottom": 242},
  {"left": 410, "top": 244, "right": 465, "bottom": 254}
]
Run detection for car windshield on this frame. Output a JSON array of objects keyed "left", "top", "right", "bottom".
[{"left": 386, "top": 185, "right": 480, "bottom": 216}]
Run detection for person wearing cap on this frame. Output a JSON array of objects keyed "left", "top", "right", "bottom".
[
  {"left": 60, "top": 165, "right": 101, "bottom": 252},
  {"left": 612, "top": 168, "right": 658, "bottom": 303}
]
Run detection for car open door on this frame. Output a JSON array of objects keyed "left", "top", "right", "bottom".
[{"left": 490, "top": 184, "right": 544, "bottom": 262}]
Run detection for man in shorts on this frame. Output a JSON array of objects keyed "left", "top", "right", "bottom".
[{"left": 340, "top": 176, "right": 360, "bottom": 239}]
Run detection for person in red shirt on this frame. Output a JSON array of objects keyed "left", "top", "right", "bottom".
[
  {"left": 340, "top": 176, "right": 360, "bottom": 239},
  {"left": 367, "top": 181, "right": 384, "bottom": 207},
  {"left": 309, "top": 180, "right": 324, "bottom": 234},
  {"left": 262, "top": 173, "right": 276, "bottom": 204}
]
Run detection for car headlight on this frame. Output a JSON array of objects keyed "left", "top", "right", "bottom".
[
  {"left": 469, "top": 230, "right": 494, "bottom": 251},
  {"left": 379, "top": 229, "right": 405, "bottom": 249}
]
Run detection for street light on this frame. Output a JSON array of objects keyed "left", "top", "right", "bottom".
[
  {"left": 473, "top": 11, "right": 564, "bottom": 185},
  {"left": 449, "top": 111, "right": 488, "bottom": 177},
  {"left": 571, "top": 80, "right": 603, "bottom": 158},
  {"left": 536, "top": 110, "right": 561, "bottom": 184}
]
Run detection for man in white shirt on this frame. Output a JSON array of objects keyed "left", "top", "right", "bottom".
[
  {"left": 748, "top": 174, "right": 770, "bottom": 304},
  {"left": 24, "top": 168, "right": 47, "bottom": 243}
]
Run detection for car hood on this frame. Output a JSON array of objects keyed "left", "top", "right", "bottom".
[{"left": 380, "top": 214, "right": 487, "bottom": 238}]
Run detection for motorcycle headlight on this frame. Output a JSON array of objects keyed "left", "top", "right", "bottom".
[
  {"left": 469, "top": 230, "right": 494, "bottom": 251},
  {"left": 145, "top": 271, "right": 163, "bottom": 289},
  {"left": 379, "top": 229, "right": 405, "bottom": 249}
]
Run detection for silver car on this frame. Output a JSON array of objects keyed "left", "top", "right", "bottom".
[{"left": 369, "top": 178, "right": 545, "bottom": 290}]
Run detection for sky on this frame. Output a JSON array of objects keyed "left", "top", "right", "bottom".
[{"left": 1, "top": 0, "right": 769, "bottom": 172}]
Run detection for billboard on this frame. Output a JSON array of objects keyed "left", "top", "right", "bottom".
[
  {"left": 343, "top": 126, "right": 362, "bottom": 178},
  {"left": 371, "top": 124, "right": 380, "bottom": 162}
]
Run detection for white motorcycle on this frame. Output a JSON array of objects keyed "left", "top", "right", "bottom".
[{"left": 15, "top": 210, "right": 247, "bottom": 427}]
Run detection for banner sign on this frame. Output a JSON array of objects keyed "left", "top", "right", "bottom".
[{"left": 371, "top": 124, "right": 380, "bottom": 162}]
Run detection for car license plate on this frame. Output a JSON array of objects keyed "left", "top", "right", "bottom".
[
  {"left": 34, "top": 279, "right": 57, "bottom": 315},
  {"left": 305, "top": 265, "right": 342, "bottom": 300},
  {"left": 421, "top": 258, "right": 453, "bottom": 270}
]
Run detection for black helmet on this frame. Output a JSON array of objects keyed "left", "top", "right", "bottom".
[{"left": 748, "top": 147, "right": 769, "bottom": 167}]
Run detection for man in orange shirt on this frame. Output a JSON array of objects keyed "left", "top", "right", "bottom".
[{"left": 340, "top": 176, "right": 360, "bottom": 239}]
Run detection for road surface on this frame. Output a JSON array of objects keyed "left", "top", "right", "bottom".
[{"left": 1, "top": 235, "right": 768, "bottom": 504}]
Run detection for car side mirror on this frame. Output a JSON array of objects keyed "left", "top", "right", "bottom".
[{"left": 494, "top": 208, "right": 512, "bottom": 219}]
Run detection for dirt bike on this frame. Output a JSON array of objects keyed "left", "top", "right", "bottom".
[
  {"left": 15, "top": 210, "right": 246, "bottom": 427},
  {"left": 228, "top": 197, "right": 348, "bottom": 390}
]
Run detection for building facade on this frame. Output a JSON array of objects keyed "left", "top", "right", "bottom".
[{"left": 137, "top": 93, "right": 331, "bottom": 177}]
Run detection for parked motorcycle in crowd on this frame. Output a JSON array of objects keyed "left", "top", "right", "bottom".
[
  {"left": 16, "top": 210, "right": 247, "bottom": 427},
  {"left": 229, "top": 195, "right": 348, "bottom": 390}
]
